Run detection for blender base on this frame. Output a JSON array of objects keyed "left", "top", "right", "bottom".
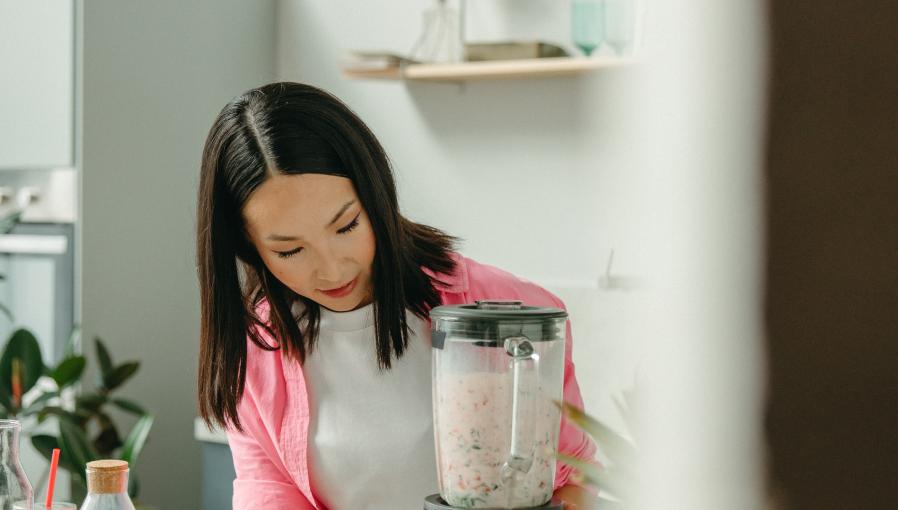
[{"left": 423, "top": 494, "right": 564, "bottom": 510}]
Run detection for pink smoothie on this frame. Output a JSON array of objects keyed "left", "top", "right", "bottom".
[{"left": 434, "top": 371, "right": 560, "bottom": 508}]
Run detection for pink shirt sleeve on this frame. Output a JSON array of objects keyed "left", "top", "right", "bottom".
[{"left": 227, "top": 386, "right": 317, "bottom": 510}]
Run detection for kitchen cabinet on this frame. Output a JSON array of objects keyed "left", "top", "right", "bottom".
[
  {"left": 0, "top": 0, "right": 74, "bottom": 168},
  {"left": 195, "top": 418, "right": 235, "bottom": 510}
]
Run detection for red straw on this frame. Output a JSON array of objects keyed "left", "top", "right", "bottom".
[{"left": 45, "top": 448, "right": 60, "bottom": 508}]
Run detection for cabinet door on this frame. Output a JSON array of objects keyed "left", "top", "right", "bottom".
[{"left": 0, "top": 0, "right": 74, "bottom": 169}]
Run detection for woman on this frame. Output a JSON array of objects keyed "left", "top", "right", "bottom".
[{"left": 196, "top": 82, "right": 598, "bottom": 509}]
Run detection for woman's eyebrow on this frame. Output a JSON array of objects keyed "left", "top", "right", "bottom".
[
  {"left": 265, "top": 199, "right": 357, "bottom": 242},
  {"left": 327, "top": 199, "right": 357, "bottom": 227}
]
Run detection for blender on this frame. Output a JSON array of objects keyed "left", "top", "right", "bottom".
[{"left": 424, "top": 300, "right": 567, "bottom": 510}]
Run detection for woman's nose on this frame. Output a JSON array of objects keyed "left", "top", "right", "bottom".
[{"left": 314, "top": 249, "right": 342, "bottom": 283}]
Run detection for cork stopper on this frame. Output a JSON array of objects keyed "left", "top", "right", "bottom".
[{"left": 86, "top": 459, "right": 129, "bottom": 494}]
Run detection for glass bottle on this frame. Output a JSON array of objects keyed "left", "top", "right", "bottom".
[
  {"left": 79, "top": 461, "right": 135, "bottom": 510},
  {"left": 409, "top": 0, "right": 463, "bottom": 64},
  {"left": 0, "top": 420, "right": 33, "bottom": 510},
  {"left": 605, "top": 0, "right": 636, "bottom": 55},
  {"left": 572, "top": 0, "right": 605, "bottom": 56}
]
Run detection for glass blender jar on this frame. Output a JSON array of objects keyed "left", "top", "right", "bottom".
[{"left": 425, "top": 301, "right": 567, "bottom": 510}]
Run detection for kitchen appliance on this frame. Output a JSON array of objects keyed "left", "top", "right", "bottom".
[
  {"left": 425, "top": 300, "right": 568, "bottom": 510},
  {"left": 0, "top": 168, "right": 76, "bottom": 364}
]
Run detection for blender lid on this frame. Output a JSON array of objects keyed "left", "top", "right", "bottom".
[
  {"left": 429, "top": 301, "right": 567, "bottom": 348},
  {"left": 430, "top": 300, "right": 568, "bottom": 321}
]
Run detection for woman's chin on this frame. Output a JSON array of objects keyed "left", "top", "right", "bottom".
[{"left": 319, "top": 295, "right": 366, "bottom": 312}]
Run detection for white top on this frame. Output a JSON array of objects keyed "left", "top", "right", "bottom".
[{"left": 301, "top": 303, "right": 439, "bottom": 510}]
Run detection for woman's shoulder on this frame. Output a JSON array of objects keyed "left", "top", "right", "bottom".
[{"left": 441, "top": 253, "right": 566, "bottom": 310}]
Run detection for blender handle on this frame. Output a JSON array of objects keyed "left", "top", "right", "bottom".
[{"left": 501, "top": 336, "right": 539, "bottom": 479}]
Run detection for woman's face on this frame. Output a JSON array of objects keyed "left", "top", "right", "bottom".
[{"left": 242, "top": 173, "right": 376, "bottom": 312}]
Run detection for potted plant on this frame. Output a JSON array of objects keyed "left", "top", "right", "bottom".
[
  {"left": 556, "top": 388, "right": 637, "bottom": 508},
  {"left": 0, "top": 327, "right": 154, "bottom": 504}
]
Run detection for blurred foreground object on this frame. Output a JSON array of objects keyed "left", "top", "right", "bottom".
[{"left": 764, "top": 0, "right": 898, "bottom": 508}]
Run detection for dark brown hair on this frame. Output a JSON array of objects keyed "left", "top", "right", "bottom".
[{"left": 197, "top": 82, "right": 456, "bottom": 430}]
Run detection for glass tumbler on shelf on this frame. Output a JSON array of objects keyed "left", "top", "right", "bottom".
[
  {"left": 410, "top": 0, "right": 463, "bottom": 64},
  {"left": 0, "top": 420, "right": 33, "bottom": 510},
  {"left": 605, "top": 0, "right": 636, "bottom": 55},
  {"left": 572, "top": 0, "right": 605, "bottom": 56}
]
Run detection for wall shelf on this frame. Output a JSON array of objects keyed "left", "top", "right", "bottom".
[{"left": 342, "top": 56, "right": 633, "bottom": 82}]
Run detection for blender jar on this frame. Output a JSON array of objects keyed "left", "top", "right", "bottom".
[{"left": 430, "top": 300, "right": 567, "bottom": 508}]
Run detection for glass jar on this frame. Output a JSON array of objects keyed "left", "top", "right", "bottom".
[
  {"left": 430, "top": 301, "right": 567, "bottom": 508},
  {"left": 79, "top": 460, "right": 135, "bottom": 510},
  {"left": 0, "top": 420, "right": 33, "bottom": 510}
]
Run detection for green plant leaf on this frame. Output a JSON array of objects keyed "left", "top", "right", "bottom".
[
  {"left": 556, "top": 452, "right": 628, "bottom": 499},
  {"left": 39, "top": 405, "right": 89, "bottom": 426},
  {"left": 103, "top": 362, "right": 139, "bottom": 391},
  {"left": 30, "top": 434, "right": 58, "bottom": 459},
  {"left": 128, "top": 471, "right": 140, "bottom": 499},
  {"left": 75, "top": 392, "right": 107, "bottom": 413},
  {"left": 65, "top": 326, "right": 81, "bottom": 358},
  {"left": 556, "top": 452, "right": 602, "bottom": 484},
  {"left": 51, "top": 356, "right": 86, "bottom": 388},
  {"left": 59, "top": 418, "right": 98, "bottom": 486},
  {"left": 94, "top": 412, "right": 123, "bottom": 456},
  {"left": 556, "top": 401, "right": 638, "bottom": 470},
  {"left": 94, "top": 337, "right": 114, "bottom": 378},
  {"left": 612, "top": 393, "right": 635, "bottom": 437},
  {"left": 20, "top": 390, "right": 58, "bottom": 416},
  {"left": 0, "top": 210, "right": 22, "bottom": 235},
  {"left": 0, "top": 301, "right": 13, "bottom": 323},
  {"left": 112, "top": 398, "right": 147, "bottom": 416},
  {"left": 0, "top": 329, "right": 45, "bottom": 399},
  {"left": 31, "top": 434, "right": 81, "bottom": 473},
  {"left": 120, "top": 415, "right": 153, "bottom": 467},
  {"left": 0, "top": 378, "right": 12, "bottom": 414}
]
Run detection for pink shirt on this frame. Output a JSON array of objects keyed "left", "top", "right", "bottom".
[{"left": 227, "top": 254, "right": 598, "bottom": 509}]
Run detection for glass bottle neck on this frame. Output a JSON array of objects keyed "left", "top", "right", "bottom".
[
  {"left": 0, "top": 424, "right": 21, "bottom": 466},
  {"left": 86, "top": 471, "right": 129, "bottom": 495}
]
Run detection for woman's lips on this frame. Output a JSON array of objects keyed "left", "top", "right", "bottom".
[{"left": 319, "top": 277, "right": 357, "bottom": 298}]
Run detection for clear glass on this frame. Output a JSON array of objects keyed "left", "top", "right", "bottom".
[
  {"left": 572, "top": 0, "right": 605, "bottom": 56},
  {"left": 410, "top": 0, "right": 463, "bottom": 63},
  {"left": 78, "top": 493, "right": 135, "bottom": 510},
  {"left": 0, "top": 420, "right": 33, "bottom": 510},
  {"left": 79, "top": 470, "right": 135, "bottom": 510},
  {"left": 605, "top": 0, "right": 636, "bottom": 55},
  {"left": 432, "top": 318, "right": 566, "bottom": 508},
  {"left": 15, "top": 503, "right": 77, "bottom": 510}
]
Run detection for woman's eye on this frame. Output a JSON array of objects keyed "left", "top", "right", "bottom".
[
  {"left": 337, "top": 213, "right": 361, "bottom": 234},
  {"left": 275, "top": 247, "right": 303, "bottom": 259}
]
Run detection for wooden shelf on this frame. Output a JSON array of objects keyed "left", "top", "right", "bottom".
[{"left": 342, "top": 57, "right": 633, "bottom": 82}]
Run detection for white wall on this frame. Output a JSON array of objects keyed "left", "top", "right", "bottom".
[
  {"left": 276, "top": 0, "right": 647, "bottom": 432},
  {"left": 631, "top": 0, "right": 766, "bottom": 507},
  {"left": 79, "top": 1, "right": 276, "bottom": 508}
]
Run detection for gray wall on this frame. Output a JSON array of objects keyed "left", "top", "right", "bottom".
[{"left": 79, "top": 1, "right": 276, "bottom": 508}]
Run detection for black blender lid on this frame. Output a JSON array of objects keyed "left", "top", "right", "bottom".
[
  {"left": 430, "top": 300, "right": 567, "bottom": 321},
  {"left": 423, "top": 494, "right": 565, "bottom": 510}
]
